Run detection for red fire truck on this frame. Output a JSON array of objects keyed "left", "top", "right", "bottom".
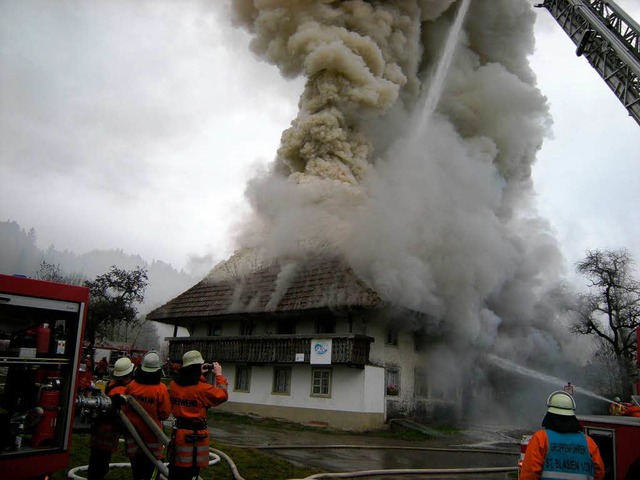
[
  {"left": 0, "top": 274, "right": 89, "bottom": 480},
  {"left": 578, "top": 411, "right": 640, "bottom": 480}
]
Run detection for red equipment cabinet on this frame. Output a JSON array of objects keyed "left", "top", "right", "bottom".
[
  {"left": 0, "top": 274, "right": 89, "bottom": 480},
  {"left": 579, "top": 415, "right": 640, "bottom": 480}
]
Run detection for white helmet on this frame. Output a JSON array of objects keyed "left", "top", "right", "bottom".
[
  {"left": 141, "top": 351, "right": 162, "bottom": 372},
  {"left": 547, "top": 391, "right": 576, "bottom": 416},
  {"left": 182, "top": 350, "right": 205, "bottom": 367},
  {"left": 113, "top": 357, "right": 133, "bottom": 377}
]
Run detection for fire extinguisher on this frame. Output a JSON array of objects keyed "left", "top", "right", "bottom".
[
  {"left": 35, "top": 323, "right": 51, "bottom": 356},
  {"left": 31, "top": 384, "right": 61, "bottom": 448},
  {"left": 25, "top": 323, "right": 51, "bottom": 357}
]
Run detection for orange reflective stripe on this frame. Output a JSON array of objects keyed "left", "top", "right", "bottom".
[
  {"left": 91, "top": 434, "right": 119, "bottom": 451},
  {"left": 171, "top": 429, "right": 210, "bottom": 467},
  {"left": 125, "top": 438, "right": 140, "bottom": 457},
  {"left": 147, "top": 441, "right": 164, "bottom": 459}
]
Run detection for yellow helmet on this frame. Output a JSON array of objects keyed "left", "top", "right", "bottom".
[{"left": 547, "top": 391, "right": 576, "bottom": 416}]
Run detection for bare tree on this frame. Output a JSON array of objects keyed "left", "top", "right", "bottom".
[{"left": 572, "top": 249, "right": 640, "bottom": 397}]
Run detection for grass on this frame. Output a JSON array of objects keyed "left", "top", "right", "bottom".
[
  {"left": 54, "top": 434, "right": 320, "bottom": 480},
  {"left": 54, "top": 413, "right": 455, "bottom": 479}
]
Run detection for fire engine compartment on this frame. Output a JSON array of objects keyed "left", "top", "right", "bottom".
[
  {"left": 0, "top": 275, "right": 87, "bottom": 475},
  {"left": 579, "top": 415, "right": 640, "bottom": 480}
]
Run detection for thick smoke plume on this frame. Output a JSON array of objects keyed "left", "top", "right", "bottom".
[{"left": 223, "top": 0, "right": 588, "bottom": 420}]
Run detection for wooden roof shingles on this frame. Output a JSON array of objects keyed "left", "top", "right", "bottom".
[{"left": 147, "top": 256, "right": 382, "bottom": 323}]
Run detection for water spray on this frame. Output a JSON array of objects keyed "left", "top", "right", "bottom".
[{"left": 485, "top": 354, "right": 615, "bottom": 405}]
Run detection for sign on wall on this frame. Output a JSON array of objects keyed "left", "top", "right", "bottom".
[{"left": 310, "top": 338, "right": 332, "bottom": 365}]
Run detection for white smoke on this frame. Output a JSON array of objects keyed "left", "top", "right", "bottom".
[{"left": 223, "top": 0, "right": 589, "bottom": 416}]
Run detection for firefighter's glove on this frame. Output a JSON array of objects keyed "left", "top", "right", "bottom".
[{"left": 111, "top": 394, "right": 126, "bottom": 410}]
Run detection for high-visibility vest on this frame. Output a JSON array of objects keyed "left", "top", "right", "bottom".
[{"left": 542, "top": 429, "right": 594, "bottom": 480}]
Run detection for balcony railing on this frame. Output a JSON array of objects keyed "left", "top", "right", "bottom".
[{"left": 166, "top": 334, "right": 374, "bottom": 368}]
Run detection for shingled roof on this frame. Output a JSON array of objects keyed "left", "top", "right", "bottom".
[{"left": 147, "top": 256, "right": 383, "bottom": 323}]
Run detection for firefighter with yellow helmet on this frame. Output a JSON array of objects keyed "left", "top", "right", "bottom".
[
  {"left": 167, "top": 350, "right": 228, "bottom": 480},
  {"left": 519, "top": 391, "right": 605, "bottom": 480}
]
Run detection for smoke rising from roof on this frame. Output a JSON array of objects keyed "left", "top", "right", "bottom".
[{"left": 222, "top": 0, "right": 588, "bottom": 419}]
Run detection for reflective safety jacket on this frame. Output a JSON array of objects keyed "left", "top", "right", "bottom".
[
  {"left": 519, "top": 428, "right": 605, "bottom": 480},
  {"left": 90, "top": 380, "right": 128, "bottom": 452},
  {"left": 168, "top": 375, "right": 228, "bottom": 467},
  {"left": 123, "top": 380, "right": 171, "bottom": 459}
]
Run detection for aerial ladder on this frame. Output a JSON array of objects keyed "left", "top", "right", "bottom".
[{"left": 536, "top": 0, "right": 640, "bottom": 126}]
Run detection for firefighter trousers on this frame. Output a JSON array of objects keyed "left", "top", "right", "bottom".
[
  {"left": 87, "top": 447, "right": 112, "bottom": 480},
  {"left": 168, "top": 464, "right": 200, "bottom": 480}
]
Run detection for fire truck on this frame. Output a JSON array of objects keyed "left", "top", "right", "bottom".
[
  {"left": 578, "top": 409, "right": 640, "bottom": 480},
  {"left": 0, "top": 274, "right": 89, "bottom": 480}
]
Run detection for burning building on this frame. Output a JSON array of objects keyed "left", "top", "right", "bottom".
[{"left": 149, "top": 0, "right": 584, "bottom": 429}]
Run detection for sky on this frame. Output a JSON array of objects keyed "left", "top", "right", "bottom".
[{"left": 1, "top": 0, "right": 639, "bottom": 287}]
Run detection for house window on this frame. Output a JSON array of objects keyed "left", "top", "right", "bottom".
[
  {"left": 277, "top": 319, "right": 296, "bottom": 335},
  {"left": 415, "top": 369, "right": 428, "bottom": 397},
  {"left": 272, "top": 367, "right": 291, "bottom": 394},
  {"left": 235, "top": 365, "right": 251, "bottom": 392},
  {"left": 240, "top": 320, "right": 254, "bottom": 336},
  {"left": 385, "top": 367, "right": 400, "bottom": 396},
  {"left": 386, "top": 328, "right": 398, "bottom": 346},
  {"left": 208, "top": 322, "right": 222, "bottom": 336},
  {"left": 311, "top": 368, "right": 332, "bottom": 397},
  {"left": 315, "top": 318, "right": 336, "bottom": 334}
]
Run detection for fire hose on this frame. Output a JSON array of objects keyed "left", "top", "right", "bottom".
[
  {"left": 73, "top": 394, "right": 518, "bottom": 479},
  {"left": 69, "top": 394, "right": 222, "bottom": 480}
]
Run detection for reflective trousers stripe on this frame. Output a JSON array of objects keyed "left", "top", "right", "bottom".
[
  {"left": 91, "top": 434, "right": 119, "bottom": 451},
  {"left": 125, "top": 438, "right": 164, "bottom": 459},
  {"left": 540, "top": 472, "right": 593, "bottom": 480},
  {"left": 174, "top": 446, "right": 209, "bottom": 466}
]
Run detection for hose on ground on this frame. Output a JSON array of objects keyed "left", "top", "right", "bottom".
[
  {"left": 238, "top": 443, "right": 518, "bottom": 479},
  {"left": 210, "top": 446, "right": 246, "bottom": 480},
  {"left": 291, "top": 466, "right": 518, "bottom": 479},
  {"left": 72, "top": 394, "right": 518, "bottom": 479},
  {"left": 250, "top": 444, "right": 518, "bottom": 456}
]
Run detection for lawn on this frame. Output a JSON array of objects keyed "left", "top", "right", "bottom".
[
  {"left": 55, "top": 434, "right": 320, "bottom": 480},
  {"left": 55, "top": 413, "right": 447, "bottom": 479}
]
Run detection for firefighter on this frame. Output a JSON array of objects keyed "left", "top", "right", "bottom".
[
  {"left": 609, "top": 396, "right": 625, "bottom": 416},
  {"left": 87, "top": 357, "right": 134, "bottom": 480},
  {"left": 520, "top": 391, "right": 605, "bottom": 480},
  {"left": 95, "top": 356, "right": 109, "bottom": 379},
  {"left": 167, "top": 350, "right": 228, "bottom": 480},
  {"left": 123, "top": 350, "right": 171, "bottom": 480}
]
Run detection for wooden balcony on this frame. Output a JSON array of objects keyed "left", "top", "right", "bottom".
[{"left": 166, "top": 334, "right": 374, "bottom": 368}]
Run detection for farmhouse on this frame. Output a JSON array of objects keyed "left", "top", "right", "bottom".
[{"left": 147, "top": 255, "right": 461, "bottom": 431}]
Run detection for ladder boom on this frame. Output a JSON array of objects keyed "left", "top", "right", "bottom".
[{"left": 537, "top": 0, "right": 640, "bottom": 126}]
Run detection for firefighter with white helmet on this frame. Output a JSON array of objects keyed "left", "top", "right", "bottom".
[
  {"left": 519, "top": 391, "right": 605, "bottom": 480},
  {"left": 124, "top": 351, "right": 171, "bottom": 480},
  {"left": 167, "top": 350, "right": 228, "bottom": 480},
  {"left": 87, "top": 357, "right": 134, "bottom": 480}
]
